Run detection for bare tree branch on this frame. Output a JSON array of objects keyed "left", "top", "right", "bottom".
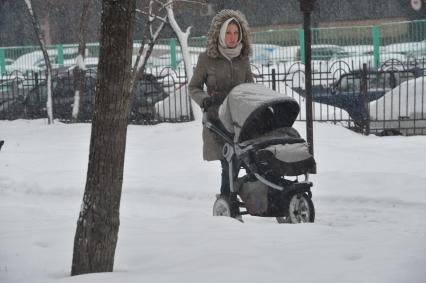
[
  {"left": 129, "top": 0, "right": 166, "bottom": 94},
  {"left": 23, "top": 0, "right": 54, "bottom": 124},
  {"left": 136, "top": 9, "right": 167, "bottom": 23},
  {"left": 130, "top": 0, "right": 205, "bottom": 106},
  {"left": 159, "top": 0, "right": 205, "bottom": 11}
]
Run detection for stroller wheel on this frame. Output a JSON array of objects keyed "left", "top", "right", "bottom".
[
  {"left": 213, "top": 195, "right": 242, "bottom": 221},
  {"left": 276, "top": 193, "right": 315, "bottom": 224}
]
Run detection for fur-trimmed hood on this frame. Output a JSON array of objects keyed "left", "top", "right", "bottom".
[{"left": 206, "top": 9, "right": 252, "bottom": 59}]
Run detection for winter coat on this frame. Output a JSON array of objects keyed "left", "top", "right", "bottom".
[{"left": 189, "top": 9, "right": 254, "bottom": 161}]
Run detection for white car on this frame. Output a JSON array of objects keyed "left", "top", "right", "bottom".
[
  {"left": 369, "top": 76, "right": 426, "bottom": 135},
  {"left": 6, "top": 47, "right": 80, "bottom": 74},
  {"left": 250, "top": 44, "right": 297, "bottom": 65}
]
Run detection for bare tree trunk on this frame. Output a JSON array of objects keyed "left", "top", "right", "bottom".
[
  {"left": 165, "top": 2, "right": 202, "bottom": 120},
  {"left": 24, "top": 0, "right": 54, "bottom": 124},
  {"left": 71, "top": 0, "right": 136, "bottom": 275},
  {"left": 72, "top": 0, "right": 91, "bottom": 122}
]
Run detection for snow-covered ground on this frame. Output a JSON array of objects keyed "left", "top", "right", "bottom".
[{"left": 1, "top": 119, "right": 426, "bottom": 283}]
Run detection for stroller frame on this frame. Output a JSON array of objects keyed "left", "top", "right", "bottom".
[{"left": 203, "top": 115, "right": 315, "bottom": 224}]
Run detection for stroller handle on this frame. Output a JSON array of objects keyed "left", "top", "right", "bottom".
[{"left": 202, "top": 113, "right": 234, "bottom": 145}]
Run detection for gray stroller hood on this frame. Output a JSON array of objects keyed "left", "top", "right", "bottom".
[{"left": 219, "top": 83, "right": 300, "bottom": 143}]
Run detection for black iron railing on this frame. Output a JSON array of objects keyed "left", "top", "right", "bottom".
[
  {"left": 0, "top": 67, "right": 192, "bottom": 124},
  {"left": 251, "top": 58, "right": 426, "bottom": 135},
  {"left": 1, "top": 58, "right": 425, "bottom": 136}
]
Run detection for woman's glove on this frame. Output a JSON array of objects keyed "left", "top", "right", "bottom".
[
  {"left": 204, "top": 104, "right": 220, "bottom": 122},
  {"left": 202, "top": 94, "right": 224, "bottom": 111}
]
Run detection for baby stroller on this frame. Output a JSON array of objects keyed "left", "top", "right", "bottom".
[{"left": 203, "top": 83, "right": 316, "bottom": 224}]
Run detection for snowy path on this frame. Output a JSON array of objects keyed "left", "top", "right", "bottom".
[
  {"left": 2, "top": 190, "right": 425, "bottom": 283},
  {"left": 1, "top": 119, "right": 426, "bottom": 283}
]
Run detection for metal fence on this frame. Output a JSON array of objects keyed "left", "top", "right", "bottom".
[
  {"left": 1, "top": 19, "right": 426, "bottom": 135},
  {"left": 252, "top": 57, "right": 426, "bottom": 136},
  {"left": 1, "top": 19, "right": 425, "bottom": 73},
  {"left": 1, "top": 57, "right": 425, "bottom": 135},
  {"left": 0, "top": 67, "right": 192, "bottom": 124}
]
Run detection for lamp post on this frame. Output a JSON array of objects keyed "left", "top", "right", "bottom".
[{"left": 300, "top": 0, "right": 316, "bottom": 172}]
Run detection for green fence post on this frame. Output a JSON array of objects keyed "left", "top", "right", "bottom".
[
  {"left": 170, "top": 38, "right": 177, "bottom": 70},
  {"left": 372, "top": 26, "right": 381, "bottom": 68},
  {"left": 298, "top": 28, "right": 305, "bottom": 63},
  {"left": 0, "top": 48, "right": 5, "bottom": 74},
  {"left": 57, "top": 44, "right": 64, "bottom": 67}
]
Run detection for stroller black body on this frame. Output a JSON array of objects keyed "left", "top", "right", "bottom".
[{"left": 204, "top": 83, "right": 316, "bottom": 223}]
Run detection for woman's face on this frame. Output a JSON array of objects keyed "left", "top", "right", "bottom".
[{"left": 225, "top": 23, "right": 240, "bottom": 49}]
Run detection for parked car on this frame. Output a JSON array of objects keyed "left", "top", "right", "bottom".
[
  {"left": 4, "top": 58, "right": 15, "bottom": 66},
  {"left": 369, "top": 76, "right": 426, "bottom": 135},
  {"left": 295, "top": 68, "right": 421, "bottom": 127},
  {"left": 3, "top": 70, "right": 101, "bottom": 121},
  {"left": 327, "top": 52, "right": 410, "bottom": 80},
  {"left": 250, "top": 44, "right": 295, "bottom": 65},
  {"left": 295, "top": 44, "right": 348, "bottom": 62},
  {"left": 130, "top": 74, "right": 170, "bottom": 122},
  {"left": 0, "top": 72, "right": 29, "bottom": 119},
  {"left": 6, "top": 48, "right": 80, "bottom": 75},
  {"left": 0, "top": 70, "right": 169, "bottom": 122}
]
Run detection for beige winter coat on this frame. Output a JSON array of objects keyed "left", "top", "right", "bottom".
[{"left": 189, "top": 10, "right": 254, "bottom": 161}]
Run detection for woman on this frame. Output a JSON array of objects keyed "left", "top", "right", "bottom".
[{"left": 189, "top": 9, "right": 254, "bottom": 196}]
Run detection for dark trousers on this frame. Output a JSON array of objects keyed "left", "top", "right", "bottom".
[{"left": 220, "top": 159, "right": 231, "bottom": 196}]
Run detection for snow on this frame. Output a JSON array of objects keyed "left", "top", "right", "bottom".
[
  {"left": 23, "top": 0, "right": 34, "bottom": 18},
  {"left": 75, "top": 55, "right": 85, "bottom": 71},
  {"left": 46, "top": 70, "right": 53, "bottom": 124},
  {"left": 1, "top": 118, "right": 426, "bottom": 283},
  {"left": 155, "top": 83, "right": 191, "bottom": 120},
  {"left": 72, "top": 90, "right": 80, "bottom": 119}
]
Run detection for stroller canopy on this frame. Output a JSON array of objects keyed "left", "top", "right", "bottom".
[{"left": 219, "top": 83, "right": 300, "bottom": 143}]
